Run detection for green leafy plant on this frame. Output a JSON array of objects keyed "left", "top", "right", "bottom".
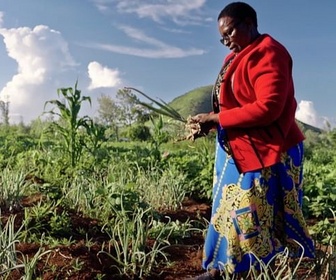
[
  {"left": 81, "top": 119, "right": 108, "bottom": 159},
  {"left": 44, "top": 81, "right": 92, "bottom": 167},
  {"left": 149, "top": 217, "right": 202, "bottom": 241},
  {"left": 0, "top": 168, "right": 30, "bottom": 210},
  {"left": 99, "top": 202, "right": 171, "bottom": 278},
  {"left": 136, "top": 165, "right": 188, "bottom": 211},
  {"left": 0, "top": 214, "right": 25, "bottom": 277},
  {"left": 49, "top": 209, "right": 72, "bottom": 237},
  {"left": 20, "top": 246, "right": 52, "bottom": 280},
  {"left": 22, "top": 200, "right": 59, "bottom": 241},
  {"left": 124, "top": 87, "right": 186, "bottom": 123}
]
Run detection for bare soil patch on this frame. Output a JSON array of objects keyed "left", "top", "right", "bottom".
[
  {"left": 1, "top": 196, "right": 211, "bottom": 279},
  {"left": 1, "top": 196, "right": 324, "bottom": 279}
]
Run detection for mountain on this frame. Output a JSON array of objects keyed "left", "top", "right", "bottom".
[
  {"left": 168, "top": 85, "right": 323, "bottom": 133},
  {"left": 168, "top": 85, "right": 213, "bottom": 118}
]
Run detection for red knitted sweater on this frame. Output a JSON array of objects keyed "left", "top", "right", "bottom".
[{"left": 218, "top": 34, "right": 304, "bottom": 173}]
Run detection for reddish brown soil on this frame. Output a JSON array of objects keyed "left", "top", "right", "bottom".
[
  {"left": 1, "top": 196, "right": 211, "bottom": 280},
  {"left": 0, "top": 195, "right": 326, "bottom": 280}
]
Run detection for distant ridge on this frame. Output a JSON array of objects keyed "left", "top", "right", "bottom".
[
  {"left": 168, "top": 85, "right": 323, "bottom": 133},
  {"left": 168, "top": 85, "right": 213, "bottom": 118}
]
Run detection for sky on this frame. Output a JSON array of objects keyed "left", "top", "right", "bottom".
[{"left": 0, "top": 0, "right": 335, "bottom": 128}]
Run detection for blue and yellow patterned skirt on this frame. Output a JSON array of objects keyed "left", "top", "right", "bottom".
[{"left": 202, "top": 129, "right": 315, "bottom": 273}]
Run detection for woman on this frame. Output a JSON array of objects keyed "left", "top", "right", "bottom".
[{"left": 187, "top": 2, "right": 314, "bottom": 279}]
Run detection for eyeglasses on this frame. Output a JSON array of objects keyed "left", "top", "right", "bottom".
[{"left": 220, "top": 20, "right": 243, "bottom": 45}]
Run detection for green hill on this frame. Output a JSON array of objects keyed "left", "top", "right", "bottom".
[
  {"left": 168, "top": 85, "right": 323, "bottom": 133},
  {"left": 168, "top": 85, "right": 213, "bottom": 118}
]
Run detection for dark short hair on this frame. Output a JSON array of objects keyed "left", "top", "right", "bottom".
[{"left": 218, "top": 2, "right": 258, "bottom": 27}]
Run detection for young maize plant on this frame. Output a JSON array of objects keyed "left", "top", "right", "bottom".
[{"left": 124, "top": 87, "right": 203, "bottom": 141}]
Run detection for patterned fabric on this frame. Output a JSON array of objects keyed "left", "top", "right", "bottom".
[
  {"left": 202, "top": 129, "right": 315, "bottom": 274},
  {"left": 211, "top": 56, "right": 235, "bottom": 114}
]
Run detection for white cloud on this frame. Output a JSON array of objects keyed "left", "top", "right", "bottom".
[
  {"left": 92, "top": 0, "right": 208, "bottom": 25},
  {"left": 90, "top": 0, "right": 109, "bottom": 12},
  {"left": 119, "top": 0, "right": 206, "bottom": 24},
  {"left": 295, "top": 100, "right": 328, "bottom": 129},
  {"left": 160, "top": 27, "right": 191, "bottom": 34},
  {"left": 87, "top": 2, "right": 208, "bottom": 58},
  {"left": 0, "top": 24, "right": 77, "bottom": 123},
  {"left": 87, "top": 25, "right": 205, "bottom": 58},
  {"left": 0, "top": 12, "right": 4, "bottom": 27},
  {"left": 88, "top": 61, "right": 122, "bottom": 90}
]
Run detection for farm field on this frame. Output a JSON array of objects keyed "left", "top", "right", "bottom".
[
  {"left": 1, "top": 193, "right": 326, "bottom": 280},
  {"left": 2, "top": 194, "right": 210, "bottom": 279},
  {"left": 0, "top": 85, "right": 334, "bottom": 279}
]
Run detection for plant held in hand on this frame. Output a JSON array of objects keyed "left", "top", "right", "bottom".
[{"left": 124, "top": 87, "right": 212, "bottom": 141}]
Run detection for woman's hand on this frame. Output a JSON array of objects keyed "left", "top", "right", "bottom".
[
  {"left": 186, "top": 113, "right": 218, "bottom": 141},
  {"left": 192, "top": 113, "right": 219, "bottom": 124}
]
